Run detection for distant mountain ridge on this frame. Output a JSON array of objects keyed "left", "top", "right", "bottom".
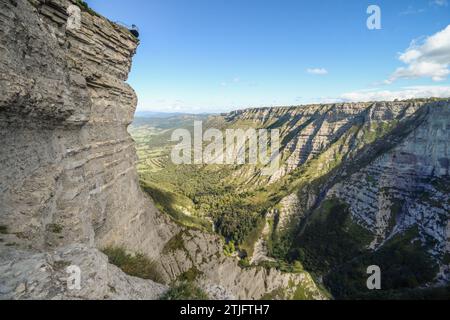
[{"left": 135, "top": 111, "right": 213, "bottom": 118}]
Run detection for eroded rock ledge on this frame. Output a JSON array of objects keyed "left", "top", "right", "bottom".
[
  {"left": 0, "top": 0, "right": 173, "bottom": 299},
  {"left": 0, "top": 0, "right": 326, "bottom": 299}
]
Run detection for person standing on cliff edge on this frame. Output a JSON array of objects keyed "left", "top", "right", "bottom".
[{"left": 130, "top": 24, "right": 140, "bottom": 38}]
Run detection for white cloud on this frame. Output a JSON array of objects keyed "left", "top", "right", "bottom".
[
  {"left": 430, "top": 0, "right": 448, "bottom": 7},
  {"left": 400, "top": 6, "right": 426, "bottom": 15},
  {"left": 387, "top": 25, "right": 450, "bottom": 83},
  {"left": 307, "top": 68, "right": 328, "bottom": 75},
  {"left": 221, "top": 77, "right": 241, "bottom": 86},
  {"left": 339, "top": 85, "right": 450, "bottom": 102}
]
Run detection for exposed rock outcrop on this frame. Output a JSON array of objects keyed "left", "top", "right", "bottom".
[
  {"left": 227, "top": 101, "right": 425, "bottom": 184},
  {"left": 0, "top": 244, "right": 167, "bottom": 300},
  {"left": 0, "top": 0, "right": 174, "bottom": 299},
  {"left": 227, "top": 101, "right": 449, "bottom": 285},
  {"left": 327, "top": 105, "right": 450, "bottom": 281},
  {"left": 0, "top": 0, "right": 326, "bottom": 300}
]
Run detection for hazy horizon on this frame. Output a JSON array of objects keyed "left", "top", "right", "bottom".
[
  {"left": 135, "top": 96, "right": 450, "bottom": 115},
  {"left": 87, "top": 0, "right": 450, "bottom": 114}
]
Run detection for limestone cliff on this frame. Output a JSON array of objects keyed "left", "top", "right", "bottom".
[
  {"left": 224, "top": 101, "right": 449, "bottom": 288},
  {"left": 327, "top": 105, "right": 450, "bottom": 283},
  {"left": 0, "top": 0, "right": 171, "bottom": 299},
  {"left": 0, "top": 0, "right": 326, "bottom": 300}
]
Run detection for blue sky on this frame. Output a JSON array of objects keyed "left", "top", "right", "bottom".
[{"left": 85, "top": 0, "right": 450, "bottom": 113}]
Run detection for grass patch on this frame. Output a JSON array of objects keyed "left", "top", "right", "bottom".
[
  {"left": 161, "top": 282, "right": 209, "bottom": 300},
  {"left": 260, "top": 280, "right": 317, "bottom": 300},
  {"left": 260, "top": 286, "right": 286, "bottom": 300},
  {"left": 238, "top": 257, "right": 251, "bottom": 268},
  {"left": 162, "top": 232, "right": 186, "bottom": 254},
  {"left": 75, "top": 0, "right": 100, "bottom": 17},
  {"left": 141, "top": 180, "right": 212, "bottom": 231},
  {"left": 178, "top": 267, "right": 203, "bottom": 282},
  {"left": 47, "top": 224, "right": 63, "bottom": 234},
  {"left": 259, "top": 260, "right": 305, "bottom": 274},
  {"left": 53, "top": 260, "right": 71, "bottom": 271},
  {"left": 239, "top": 218, "right": 266, "bottom": 258},
  {"left": 292, "top": 283, "right": 315, "bottom": 300},
  {"left": 102, "top": 247, "right": 163, "bottom": 283},
  {"left": 223, "top": 240, "right": 236, "bottom": 257}
]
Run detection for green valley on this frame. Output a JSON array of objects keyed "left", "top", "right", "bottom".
[{"left": 130, "top": 100, "right": 450, "bottom": 299}]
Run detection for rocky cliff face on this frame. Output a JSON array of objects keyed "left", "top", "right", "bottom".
[
  {"left": 0, "top": 0, "right": 173, "bottom": 254},
  {"left": 0, "top": 0, "right": 326, "bottom": 300},
  {"left": 327, "top": 105, "right": 450, "bottom": 282},
  {"left": 0, "top": 0, "right": 173, "bottom": 299},
  {"left": 226, "top": 101, "right": 426, "bottom": 183},
  {"left": 227, "top": 101, "right": 449, "bottom": 287}
]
